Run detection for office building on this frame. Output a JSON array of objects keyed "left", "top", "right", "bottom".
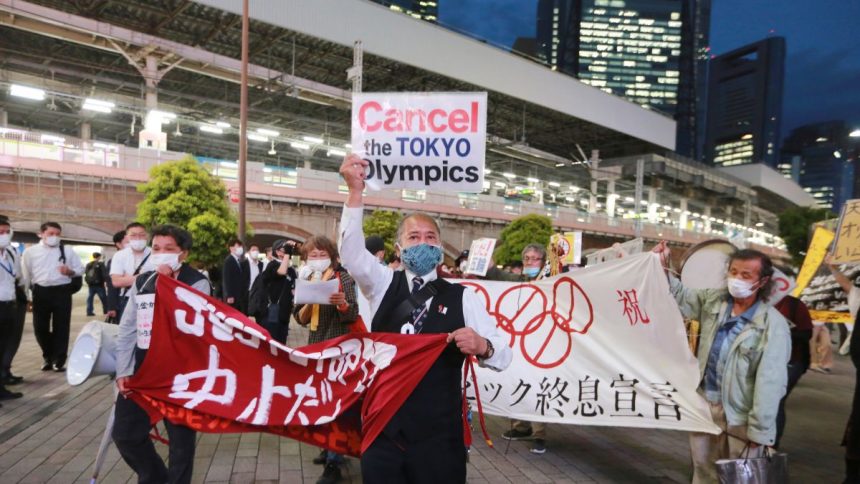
[
  {"left": 376, "top": 0, "right": 438, "bottom": 22},
  {"left": 781, "top": 121, "right": 860, "bottom": 210},
  {"left": 703, "top": 37, "right": 785, "bottom": 168}
]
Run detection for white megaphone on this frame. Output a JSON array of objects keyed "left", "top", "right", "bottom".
[{"left": 67, "top": 321, "right": 119, "bottom": 386}]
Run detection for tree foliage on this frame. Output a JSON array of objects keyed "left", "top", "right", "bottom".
[
  {"left": 494, "top": 214, "right": 553, "bottom": 266},
  {"left": 363, "top": 209, "right": 402, "bottom": 261},
  {"left": 136, "top": 156, "right": 238, "bottom": 267},
  {"left": 777, "top": 205, "right": 835, "bottom": 265}
]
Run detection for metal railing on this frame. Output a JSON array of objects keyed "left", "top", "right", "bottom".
[{"left": 0, "top": 127, "right": 785, "bottom": 250}]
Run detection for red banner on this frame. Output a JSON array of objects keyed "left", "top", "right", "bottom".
[{"left": 127, "top": 276, "right": 448, "bottom": 456}]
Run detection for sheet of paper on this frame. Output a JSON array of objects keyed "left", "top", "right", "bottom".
[{"left": 295, "top": 278, "right": 340, "bottom": 305}]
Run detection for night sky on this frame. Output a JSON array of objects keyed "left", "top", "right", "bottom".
[{"left": 440, "top": 0, "right": 860, "bottom": 141}]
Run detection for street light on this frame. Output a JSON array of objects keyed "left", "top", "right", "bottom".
[{"left": 302, "top": 136, "right": 324, "bottom": 144}]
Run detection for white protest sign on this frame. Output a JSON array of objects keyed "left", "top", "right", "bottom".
[
  {"left": 351, "top": 92, "right": 487, "bottom": 192},
  {"left": 462, "top": 253, "right": 720, "bottom": 434},
  {"left": 465, "top": 238, "right": 496, "bottom": 276},
  {"left": 135, "top": 293, "right": 155, "bottom": 349},
  {"left": 585, "top": 238, "right": 643, "bottom": 266}
]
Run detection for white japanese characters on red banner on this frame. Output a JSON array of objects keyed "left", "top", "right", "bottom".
[
  {"left": 462, "top": 253, "right": 721, "bottom": 434},
  {"left": 351, "top": 92, "right": 487, "bottom": 192}
]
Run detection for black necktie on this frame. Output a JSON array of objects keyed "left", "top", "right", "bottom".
[{"left": 410, "top": 277, "right": 428, "bottom": 333}]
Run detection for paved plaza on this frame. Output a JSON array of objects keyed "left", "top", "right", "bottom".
[{"left": 0, "top": 292, "right": 851, "bottom": 483}]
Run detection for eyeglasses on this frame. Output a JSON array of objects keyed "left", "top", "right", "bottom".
[{"left": 523, "top": 256, "right": 543, "bottom": 263}]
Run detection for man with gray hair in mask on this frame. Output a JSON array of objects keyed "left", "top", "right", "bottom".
[
  {"left": 338, "top": 154, "right": 512, "bottom": 484},
  {"left": 653, "top": 241, "right": 790, "bottom": 483}
]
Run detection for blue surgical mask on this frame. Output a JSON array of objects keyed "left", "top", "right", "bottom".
[
  {"left": 523, "top": 267, "right": 541, "bottom": 278},
  {"left": 399, "top": 243, "right": 442, "bottom": 276}
]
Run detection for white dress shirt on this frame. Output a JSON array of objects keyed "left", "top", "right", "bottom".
[
  {"left": 109, "top": 247, "right": 153, "bottom": 279},
  {"left": 339, "top": 205, "right": 512, "bottom": 371},
  {"left": 21, "top": 241, "right": 84, "bottom": 292},
  {"left": 247, "top": 254, "right": 260, "bottom": 290},
  {"left": 0, "top": 247, "right": 21, "bottom": 302}
]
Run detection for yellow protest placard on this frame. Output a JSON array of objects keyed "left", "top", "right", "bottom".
[
  {"left": 550, "top": 232, "right": 582, "bottom": 265},
  {"left": 833, "top": 199, "right": 860, "bottom": 263},
  {"left": 792, "top": 227, "right": 835, "bottom": 297},
  {"left": 809, "top": 310, "right": 853, "bottom": 324}
]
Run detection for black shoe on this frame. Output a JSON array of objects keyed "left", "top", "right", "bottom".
[
  {"left": 502, "top": 428, "right": 534, "bottom": 441},
  {"left": 53, "top": 364, "right": 66, "bottom": 372},
  {"left": 3, "top": 375, "right": 23, "bottom": 385},
  {"left": 86, "top": 313, "right": 95, "bottom": 316},
  {"left": 316, "top": 463, "right": 342, "bottom": 484},
  {"left": 41, "top": 361, "right": 52, "bottom": 371},
  {"left": 0, "top": 387, "right": 23, "bottom": 400},
  {"left": 530, "top": 439, "right": 547, "bottom": 454},
  {"left": 312, "top": 449, "right": 327, "bottom": 465}
]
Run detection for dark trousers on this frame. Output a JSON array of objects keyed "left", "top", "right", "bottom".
[
  {"left": 1, "top": 299, "right": 25, "bottom": 376},
  {"left": 113, "top": 347, "right": 196, "bottom": 484},
  {"left": 113, "top": 395, "right": 196, "bottom": 484},
  {"left": 361, "top": 432, "right": 466, "bottom": 484},
  {"left": 775, "top": 362, "right": 807, "bottom": 447},
  {"left": 32, "top": 285, "right": 72, "bottom": 366},
  {"left": 86, "top": 285, "right": 107, "bottom": 315},
  {"left": 0, "top": 301, "right": 16, "bottom": 377}
]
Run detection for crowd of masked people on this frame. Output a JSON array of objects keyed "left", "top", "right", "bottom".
[{"left": 2, "top": 159, "right": 860, "bottom": 484}]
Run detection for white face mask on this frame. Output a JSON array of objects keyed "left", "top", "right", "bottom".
[
  {"left": 129, "top": 239, "right": 147, "bottom": 252},
  {"left": 0, "top": 233, "right": 11, "bottom": 248},
  {"left": 249, "top": 250, "right": 260, "bottom": 260},
  {"left": 150, "top": 252, "right": 182, "bottom": 271},
  {"left": 233, "top": 247, "right": 244, "bottom": 257},
  {"left": 307, "top": 258, "right": 331, "bottom": 273},
  {"left": 44, "top": 235, "right": 60, "bottom": 247},
  {"left": 727, "top": 277, "right": 758, "bottom": 299}
]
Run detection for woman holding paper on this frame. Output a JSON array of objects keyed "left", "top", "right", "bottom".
[{"left": 292, "top": 235, "right": 359, "bottom": 484}]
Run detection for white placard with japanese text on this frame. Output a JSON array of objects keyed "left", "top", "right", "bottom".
[
  {"left": 462, "top": 253, "right": 720, "bottom": 434},
  {"left": 135, "top": 293, "right": 155, "bottom": 349},
  {"left": 465, "top": 238, "right": 496, "bottom": 277}
]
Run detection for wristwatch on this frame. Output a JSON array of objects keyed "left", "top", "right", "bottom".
[{"left": 480, "top": 338, "right": 494, "bottom": 360}]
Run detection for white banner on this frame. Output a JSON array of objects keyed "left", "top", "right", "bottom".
[
  {"left": 463, "top": 253, "right": 720, "bottom": 434},
  {"left": 351, "top": 92, "right": 487, "bottom": 192}
]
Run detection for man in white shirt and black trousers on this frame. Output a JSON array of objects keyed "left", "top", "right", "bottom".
[
  {"left": 338, "top": 154, "right": 512, "bottom": 484},
  {"left": 0, "top": 215, "right": 24, "bottom": 400},
  {"left": 110, "top": 222, "right": 152, "bottom": 323},
  {"left": 21, "top": 221, "right": 84, "bottom": 372}
]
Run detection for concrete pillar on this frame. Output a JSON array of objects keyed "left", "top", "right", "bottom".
[
  {"left": 80, "top": 121, "right": 91, "bottom": 141},
  {"left": 303, "top": 159, "right": 312, "bottom": 170},
  {"left": 144, "top": 55, "right": 159, "bottom": 110},
  {"left": 589, "top": 180, "right": 599, "bottom": 214},
  {"left": 704, "top": 206, "right": 712, "bottom": 232},
  {"left": 606, "top": 180, "right": 616, "bottom": 218},
  {"left": 0, "top": 108, "right": 7, "bottom": 127},
  {"left": 647, "top": 187, "right": 658, "bottom": 223},
  {"left": 679, "top": 198, "right": 689, "bottom": 230}
]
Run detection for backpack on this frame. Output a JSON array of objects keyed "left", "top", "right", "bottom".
[{"left": 85, "top": 261, "right": 104, "bottom": 285}]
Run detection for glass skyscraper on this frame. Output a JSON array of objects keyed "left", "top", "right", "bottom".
[
  {"left": 576, "top": 0, "right": 684, "bottom": 113},
  {"left": 703, "top": 37, "right": 785, "bottom": 168}
]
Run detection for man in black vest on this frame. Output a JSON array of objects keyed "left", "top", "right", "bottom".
[
  {"left": 339, "top": 155, "right": 512, "bottom": 484},
  {"left": 113, "top": 225, "right": 211, "bottom": 484}
]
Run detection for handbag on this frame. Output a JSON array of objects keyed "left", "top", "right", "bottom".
[
  {"left": 715, "top": 445, "right": 789, "bottom": 484},
  {"left": 58, "top": 241, "right": 83, "bottom": 294}
]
